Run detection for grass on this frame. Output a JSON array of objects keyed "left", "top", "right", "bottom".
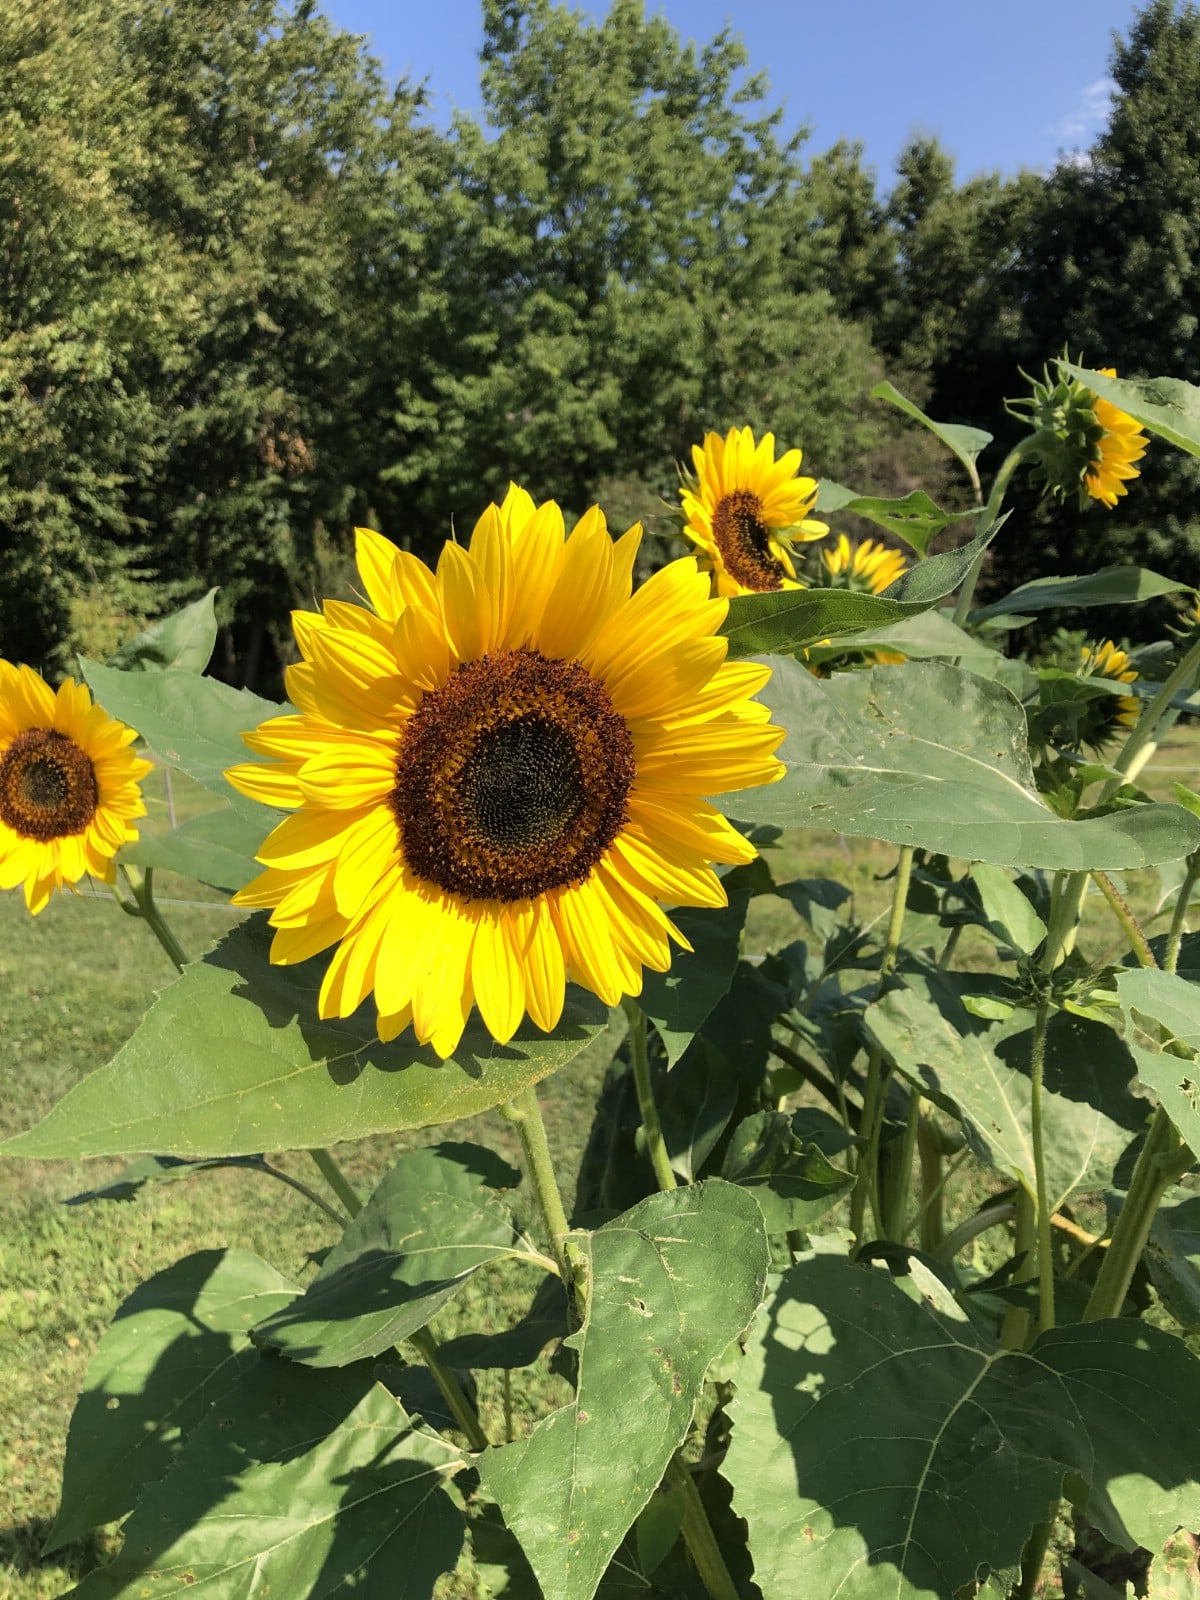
[{"left": 2, "top": 723, "right": 1197, "bottom": 1597}]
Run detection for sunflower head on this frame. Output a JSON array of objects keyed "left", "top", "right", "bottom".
[
  {"left": 0, "top": 662, "right": 152, "bottom": 913},
  {"left": 679, "top": 425, "right": 828, "bottom": 597},
  {"left": 1076, "top": 638, "right": 1140, "bottom": 749},
  {"left": 1010, "top": 361, "right": 1148, "bottom": 509},
  {"left": 819, "top": 534, "right": 907, "bottom": 595},
  {"left": 228, "top": 486, "right": 786, "bottom": 1059}
]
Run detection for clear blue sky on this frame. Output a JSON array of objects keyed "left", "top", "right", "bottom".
[{"left": 320, "top": 0, "right": 1143, "bottom": 186}]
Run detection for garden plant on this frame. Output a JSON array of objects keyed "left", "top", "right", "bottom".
[{"left": 5, "top": 361, "right": 1200, "bottom": 1599}]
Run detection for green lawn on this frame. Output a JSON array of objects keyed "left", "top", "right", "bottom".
[{"left": 1, "top": 727, "right": 1195, "bottom": 1597}]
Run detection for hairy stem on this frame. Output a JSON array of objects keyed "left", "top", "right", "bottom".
[
  {"left": 666, "top": 1455, "right": 741, "bottom": 1600},
  {"left": 1000, "top": 1188, "right": 1037, "bottom": 1352},
  {"left": 505, "top": 1085, "right": 588, "bottom": 1312},
  {"left": 623, "top": 997, "right": 677, "bottom": 1191},
  {"left": 1083, "top": 1104, "right": 1188, "bottom": 1322},
  {"left": 1029, "top": 999, "right": 1056, "bottom": 1332},
  {"left": 1091, "top": 871, "right": 1157, "bottom": 968}
]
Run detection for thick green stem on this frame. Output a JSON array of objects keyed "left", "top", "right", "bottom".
[
  {"left": 505, "top": 1084, "right": 588, "bottom": 1311},
  {"left": 1028, "top": 1000, "right": 1056, "bottom": 1333},
  {"left": 850, "top": 846, "right": 915, "bottom": 1247},
  {"left": 1166, "top": 851, "right": 1200, "bottom": 976},
  {"left": 1001, "top": 1188, "right": 1037, "bottom": 1351},
  {"left": 1084, "top": 1104, "right": 1188, "bottom": 1322},
  {"left": 623, "top": 998, "right": 677, "bottom": 1192},
  {"left": 915, "top": 1113, "right": 947, "bottom": 1251},
  {"left": 309, "top": 1147, "right": 364, "bottom": 1217},
  {"left": 936, "top": 1201, "right": 1016, "bottom": 1261},
  {"left": 1101, "top": 631, "right": 1200, "bottom": 801},
  {"left": 1091, "top": 871, "right": 1157, "bottom": 968},
  {"left": 1015, "top": 1521, "right": 1055, "bottom": 1600},
  {"left": 409, "top": 1328, "right": 490, "bottom": 1451},
  {"left": 666, "top": 1455, "right": 741, "bottom": 1600},
  {"left": 770, "top": 1038, "right": 851, "bottom": 1123},
  {"left": 881, "top": 1088, "right": 920, "bottom": 1242},
  {"left": 119, "top": 865, "right": 189, "bottom": 972},
  {"left": 951, "top": 442, "right": 1029, "bottom": 627}
]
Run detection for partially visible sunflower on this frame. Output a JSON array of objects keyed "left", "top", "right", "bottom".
[
  {"left": 1083, "top": 368, "right": 1149, "bottom": 509},
  {"left": 680, "top": 425, "right": 828, "bottom": 597},
  {"left": 0, "top": 662, "right": 152, "bottom": 913},
  {"left": 1078, "top": 639, "right": 1140, "bottom": 748},
  {"left": 227, "top": 487, "right": 786, "bottom": 1059},
  {"left": 820, "top": 535, "right": 907, "bottom": 595}
]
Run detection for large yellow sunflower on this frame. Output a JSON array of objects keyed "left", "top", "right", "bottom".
[
  {"left": 227, "top": 487, "right": 786, "bottom": 1059},
  {"left": 680, "top": 425, "right": 828, "bottom": 597},
  {"left": 1083, "top": 369, "right": 1149, "bottom": 509},
  {"left": 820, "top": 534, "right": 907, "bottom": 595},
  {"left": 0, "top": 662, "right": 152, "bottom": 913}
]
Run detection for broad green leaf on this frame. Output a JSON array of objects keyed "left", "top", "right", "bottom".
[
  {"left": 719, "top": 1110, "right": 853, "bottom": 1232},
  {"left": 48, "top": 1249, "right": 298, "bottom": 1551},
  {"left": 725, "top": 1255, "right": 1200, "bottom": 1600},
  {"left": 804, "top": 609, "right": 998, "bottom": 666},
  {"left": 80, "top": 662, "right": 282, "bottom": 821},
  {"left": 478, "top": 1180, "right": 769, "bottom": 1600},
  {"left": 973, "top": 564, "right": 1191, "bottom": 621},
  {"left": 865, "top": 971, "right": 1143, "bottom": 1211},
  {"left": 1061, "top": 363, "right": 1200, "bottom": 460},
  {"left": 64, "top": 1154, "right": 279, "bottom": 1205},
  {"left": 1116, "top": 967, "right": 1200, "bottom": 1155},
  {"left": 638, "top": 868, "right": 756, "bottom": 1065},
  {"left": 123, "top": 805, "right": 272, "bottom": 892},
  {"left": 1147, "top": 1191, "right": 1200, "bottom": 1332},
  {"left": 1, "top": 918, "right": 610, "bottom": 1160},
  {"left": 255, "top": 1144, "right": 523, "bottom": 1366},
  {"left": 732, "top": 656, "right": 1200, "bottom": 869},
  {"left": 815, "top": 481, "right": 960, "bottom": 557},
  {"left": 969, "top": 863, "right": 1047, "bottom": 956},
  {"left": 103, "top": 590, "right": 219, "bottom": 674},
  {"left": 871, "top": 380, "right": 993, "bottom": 473},
  {"left": 68, "top": 1360, "right": 464, "bottom": 1600},
  {"left": 720, "top": 520, "right": 999, "bottom": 660},
  {"left": 657, "top": 1038, "right": 738, "bottom": 1182},
  {"left": 438, "top": 1275, "right": 569, "bottom": 1370}
]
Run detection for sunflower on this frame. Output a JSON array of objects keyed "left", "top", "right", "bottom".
[
  {"left": 680, "top": 425, "right": 828, "bottom": 597},
  {"left": 1078, "top": 639, "right": 1140, "bottom": 748},
  {"left": 820, "top": 534, "right": 907, "bottom": 595},
  {"left": 1083, "top": 369, "right": 1149, "bottom": 509},
  {"left": 227, "top": 487, "right": 785, "bottom": 1058},
  {"left": 0, "top": 662, "right": 152, "bottom": 913}
]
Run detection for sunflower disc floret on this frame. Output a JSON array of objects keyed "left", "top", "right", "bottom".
[
  {"left": 227, "top": 487, "right": 786, "bottom": 1058},
  {"left": 0, "top": 662, "right": 152, "bottom": 913},
  {"left": 680, "top": 425, "right": 828, "bottom": 596}
]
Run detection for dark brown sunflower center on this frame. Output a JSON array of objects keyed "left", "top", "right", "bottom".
[
  {"left": 392, "top": 648, "right": 635, "bottom": 902},
  {"left": 0, "top": 728, "right": 99, "bottom": 840},
  {"left": 711, "top": 489, "right": 785, "bottom": 592}
]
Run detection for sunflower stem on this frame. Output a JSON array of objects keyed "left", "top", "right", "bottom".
[
  {"left": 308, "top": 1147, "right": 364, "bottom": 1217},
  {"left": 1100, "top": 630, "right": 1200, "bottom": 801},
  {"left": 1165, "top": 850, "right": 1200, "bottom": 975},
  {"left": 120, "top": 865, "right": 189, "bottom": 972},
  {"left": 665, "top": 1454, "right": 741, "bottom": 1600},
  {"left": 506, "top": 1085, "right": 589, "bottom": 1312},
  {"left": 1029, "top": 998, "right": 1056, "bottom": 1333},
  {"left": 1091, "top": 870, "right": 1157, "bottom": 968},
  {"left": 1000, "top": 1188, "right": 1037, "bottom": 1352},
  {"left": 623, "top": 998, "right": 678, "bottom": 1192},
  {"left": 950, "top": 442, "right": 1029, "bottom": 627}
]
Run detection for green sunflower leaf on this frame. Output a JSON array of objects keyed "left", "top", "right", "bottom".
[
  {"left": 254, "top": 1144, "right": 525, "bottom": 1367},
  {"left": 733, "top": 655, "right": 1200, "bottom": 869},
  {"left": 102, "top": 590, "right": 220, "bottom": 674},
  {"left": 79, "top": 661, "right": 284, "bottom": 822},
  {"left": 478, "top": 1180, "right": 769, "bottom": 1600},
  {"left": 0, "top": 917, "right": 611, "bottom": 1160},
  {"left": 725, "top": 1255, "right": 1200, "bottom": 1600},
  {"left": 122, "top": 805, "right": 267, "bottom": 891},
  {"left": 1116, "top": 966, "right": 1200, "bottom": 1155},
  {"left": 47, "top": 1249, "right": 298, "bottom": 1552},
  {"left": 973, "top": 563, "right": 1191, "bottom": 621},
  {"left": 1147, "top": 1190, "right": 1200, "bottom": 1332},
  {"left": 720, "top": 516, "right": 999, "bottom": 659},
  {"left": 719, "top": 1110, "right": 854, "bottom": 1232},
  {"left": 66, "top": 1359, "right": 465, "bottom": 1600},
  {"left": 803, "top": 609, "right": 998, "bottom": 665},
  {"left": 1060, "top": 363, "right": 1200, "bottom": 460},
  {"left": 870, "top": 380, "right": 994, "bottom": 473},
  {"left": 815, "top": 481, "right": 962, "bottom": 557},
  {"left": 863, "top": 970, "right": 1144, "bottom": 1210}
]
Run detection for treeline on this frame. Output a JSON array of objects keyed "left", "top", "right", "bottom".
[{"left": 2, "top": 0, "right": 1199, "bottom": 685}]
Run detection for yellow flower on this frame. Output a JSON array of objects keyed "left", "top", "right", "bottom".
[
  {"left": 1083, "top": 368, "right": 1149, "bottom": 509},
  {"left": 680, "top": 425, "right": 828, "bottom": 597},
  {"left": 820, "top": 535, "right": 907, "bottom": 595},
  {"left": 0, "top": 662, "right": 152, "bottom": 913},
  {"left": 1078, "top": 639, "right": 1139, "bottom": 747},
  {"left": 227, "top": 487, "right": 786, "bottom": 1059}
]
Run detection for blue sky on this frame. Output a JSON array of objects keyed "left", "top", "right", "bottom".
[{"left": 320, "top": 0, "right": 1142, "bottom": 186}]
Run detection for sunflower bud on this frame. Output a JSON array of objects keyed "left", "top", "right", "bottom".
[{"left": 1008, "top": 360, "right": 1148, "bottom": 510}]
